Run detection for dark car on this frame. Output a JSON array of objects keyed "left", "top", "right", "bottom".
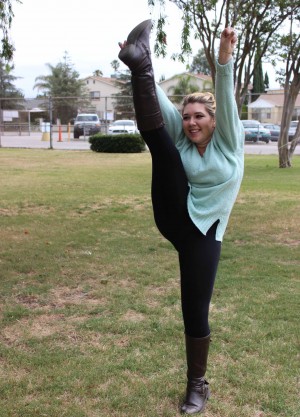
[
  {"left": 241, "top": 120, "right": 271, "bottom": 143},
  {"left": 73, "top": 113, "right": 101, "bottom": 139},
  {"left": 261, "top": 123, "right": 280, "bottom": 142}
]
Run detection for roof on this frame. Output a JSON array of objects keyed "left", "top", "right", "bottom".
[
  {"left": 159, "top": 72, "right": 213, "bottom": 85},
  {"left": 248, "top": 92, "right": 300, "bottom": 108},
  {"left": 83, "top": 75, "right": 124, "bottom": 86}
]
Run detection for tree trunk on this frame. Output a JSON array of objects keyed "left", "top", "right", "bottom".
[{"left": 278, "top": 74, "right": 300, "bottom": 168}]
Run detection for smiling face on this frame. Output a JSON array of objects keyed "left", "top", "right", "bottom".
[{"left": 182, "top": 102, "right": 216, "bottom": 149}]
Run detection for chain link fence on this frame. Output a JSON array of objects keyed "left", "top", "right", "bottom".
[{"left": 0, "top": 92, "right": 299, "bottom": 139}]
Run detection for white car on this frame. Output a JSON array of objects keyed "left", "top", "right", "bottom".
[
  {"left": 108, "top": 120, "right": 138, "bottom": 135},
  {"left": 288, "top": 120, "right": 299, "bottom": 141}
]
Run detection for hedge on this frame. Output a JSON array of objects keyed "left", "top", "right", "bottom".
[{"left": 89, "top": 133, "right": 146, "bottom": 153}]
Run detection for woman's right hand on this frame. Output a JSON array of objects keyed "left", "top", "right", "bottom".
[{"left": 218, "top": 27, "right": 237, "bottom": 65}]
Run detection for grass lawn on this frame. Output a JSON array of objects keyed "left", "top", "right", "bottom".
[{"left": 0, "top": 149, "right": 299, "bottom": 417}]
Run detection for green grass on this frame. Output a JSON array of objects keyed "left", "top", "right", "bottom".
[{"left": 0, "top": 149, "right": 299, "bottom": 417}]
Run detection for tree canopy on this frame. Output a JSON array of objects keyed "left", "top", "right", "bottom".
[
  {"left": 149, "top": 0, "right": 300, "bottom": 167},
  {"left": 149, "top": 0, "right": 297, "bottom": 112},
  {"left": 0, "top": 58, "right": 23, "bottom": 110},
  {"left": 190, "top": 48, "right": 211, "bottom": 75},
  {"left": 34, "top": 53, "right": 90, "bottom": 124},
  {"left": 112, "top": 70, "right": 135, "bottom": 120},
  {"left": 0, "top": 0, "right": 20, "bottom": 61}
]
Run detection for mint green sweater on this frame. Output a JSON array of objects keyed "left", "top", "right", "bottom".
[{"left": 156, "top": 59, "right": 244, "bottom": 241}]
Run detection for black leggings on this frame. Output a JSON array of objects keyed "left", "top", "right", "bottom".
[{"left": 142, "top": 127, "right": 221, "bottom": 338}]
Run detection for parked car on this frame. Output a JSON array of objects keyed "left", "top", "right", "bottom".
[
  {"left": 288, "top": 120, "right": 299, "bottom": 141},
  {"left": 73, "top": 113, "right": 101, "bottom": 139},
  {"left": 108, "top": 120, "right": 138, "bottom": 135},
  {"left": 242, "top": 120, "right": 271, "bottom": 143},
  {"left": 261, "top": 123, "right": 280, "bottom": 141}
]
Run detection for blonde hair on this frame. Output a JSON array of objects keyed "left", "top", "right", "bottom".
[{"left": 182, "top": 92, "right": 216, "bottom": 118}]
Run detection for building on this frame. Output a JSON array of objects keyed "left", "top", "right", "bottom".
[
  {"left": 248, "top": 90, "right": 300, "bottom": 124},
  {"left": 83, "top": 72, "right": 213, "bottom": 122},
  {"left": 83, "top": 75, "right": 121, "bottom": 122},
  {"left": 158, "top": 72, "right": 213, "bottom": 109}
]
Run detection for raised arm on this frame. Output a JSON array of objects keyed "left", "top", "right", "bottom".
[{"left": 215, "top": 28, "right": 244, "bottom": 153}]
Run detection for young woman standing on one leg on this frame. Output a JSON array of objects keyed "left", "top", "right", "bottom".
[{"left": 118, "top": 21, "right": 244, "bottom": 414}]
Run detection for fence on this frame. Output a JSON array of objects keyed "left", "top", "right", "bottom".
[{"left": 0, "top": 93, "right": 299, "bottom": 139}]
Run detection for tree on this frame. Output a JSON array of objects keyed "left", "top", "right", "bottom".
[
  {"left": 276, "top": 13, "right": 300, "bottom": 168},
  {"left": 93, "top": 69, "right": 103, "bottom": 77},
  {"left": 264, "top": 72, "right": 269, "bottom": 90},
  {"left": 252, "top": 47, "right": 265, "bottom": 101},
  {"left": 111, "top": 60, "right": 120, "bottom": 74},
  {"left": 34, "top": 53, "right": 90, "bottom": 124},
  {"left": 0, "top": 58, "right": 23, "bottom": 127},
  {"left": 0, "top": 59, "right": 23, "bottom": 110},
  {"left": 190, "top": 48, "right": 211, "bottom": 75},
  {"left": 148, "top": 0, "right": 295, "bottom": 114},
  {"left": 168, "top": 75, "right": 200, "bottom": 104},
  {"left": 0, "top": 0, "right": 21, "bottom": 61},
  {"left": 112, "top": 70, "right": 135, "bottom": 120}
]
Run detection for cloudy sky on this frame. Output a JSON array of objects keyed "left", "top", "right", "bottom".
[{"left": 10, "top": 0, "right": 278, "bottom": 97}]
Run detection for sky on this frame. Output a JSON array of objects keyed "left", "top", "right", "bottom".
[{"left": 10, "top": 0, "right": 279, "bottom": 98}]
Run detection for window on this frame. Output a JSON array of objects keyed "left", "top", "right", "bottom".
[{"left": 90, "top": 91, "right": 100, "bottom": 100}]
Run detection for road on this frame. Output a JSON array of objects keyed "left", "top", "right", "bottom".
[{"left": 0, "top": 132, "right": 299, "bottom": 155}]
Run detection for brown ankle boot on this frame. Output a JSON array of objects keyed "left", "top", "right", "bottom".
[
  {"left": 181, "top": 334, "right": 211, "bottom": 414},
  {"left": 118, "top": 20, "right": 164, "bottom": 132}
]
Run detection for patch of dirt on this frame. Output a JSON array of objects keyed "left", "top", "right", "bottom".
[
  {"left": 69, "top": 197, "right": 151, "bottom": 217},
  {"left": 15, "top": 286, "right": 105, "bottom": 311},
  {"left": 121, "top": 310, "right": 145, "bottom": 322},
  {"left": 1, "top": 313, "right": 65, "bottom": 344},
  {"left": 0, "top": 205, "right": 55, "bottom": 217}
]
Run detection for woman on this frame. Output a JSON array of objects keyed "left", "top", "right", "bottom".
[{"left": 118, "top": 21, "right": 244, "bottom": 415}]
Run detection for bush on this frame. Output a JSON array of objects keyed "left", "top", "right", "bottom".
[{"left": 89, "top": 133, "right": 146, "bottom": 153}]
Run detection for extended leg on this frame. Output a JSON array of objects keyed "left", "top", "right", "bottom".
[{"left": 118, "top": 20, "right": 192, "bottom": 248}]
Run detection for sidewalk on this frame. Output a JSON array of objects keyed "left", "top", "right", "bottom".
[
  {"left": 0, "top": 132, "right": 91, "bottom": 150},
  {"left": 0, "top": 132, "right": 299, "bottom": 155}
]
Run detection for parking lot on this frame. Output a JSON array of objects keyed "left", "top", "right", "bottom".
[{"left": 0, "top": 132, "right": 300, "bottom": 155}]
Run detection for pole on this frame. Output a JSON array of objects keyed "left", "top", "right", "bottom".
[
  {"left": 28, "top": 110, "right": 31, "bottom": 136},
  {"left": 105, "top": 96, "right": 108, "bottom": 134},
  {"left": 49, "top": 96, "right": 53, "bottom": 149}
]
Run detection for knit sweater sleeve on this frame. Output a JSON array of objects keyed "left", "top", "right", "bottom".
[
  {"left": 215, "top": 60, "right": 244, "bottom": 153},
  {"left": 155, "top": 84, "right": 184, "bottom": 144}
]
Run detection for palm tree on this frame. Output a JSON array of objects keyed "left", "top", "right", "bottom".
[
  {"left": 93, "top": 69, "right": 103, "bottom": 77},
  {"left": 111, "top": 60, "right": 120, "bottom": 74},
  {"left": 168, "top": 75, "right": 199, "bottom": 104}
]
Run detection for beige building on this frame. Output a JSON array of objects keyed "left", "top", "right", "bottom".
[
  {"left": 83, "top": 75, "right": 121, "bottom": 122},
  {"left": 83, "top": 72, "right": 213, "bottom": 122},
  {"left": 248, "top": 90, "right": 300, "bottom": 124}
]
